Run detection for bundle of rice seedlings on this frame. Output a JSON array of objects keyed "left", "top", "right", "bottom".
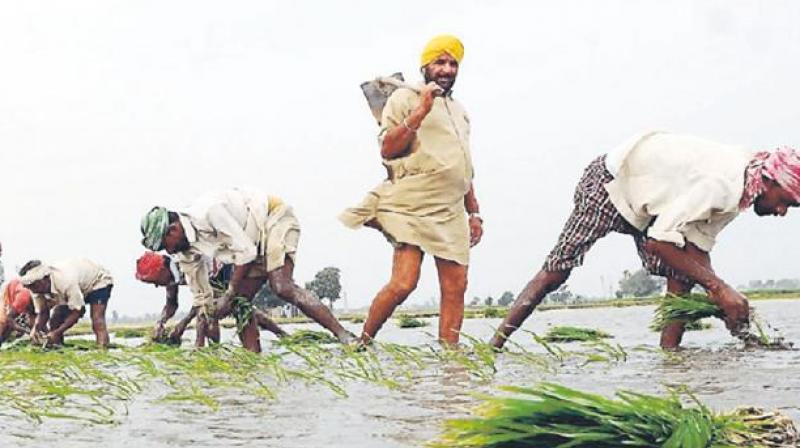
[
  {"left": 651, "top": 294, "right": 724, "bottom": 331},
  {"left": 114, "top": 328, "right": 149, "bottom": 339},
  {"left": 652, "top": 294, "right": 792, "bottom": 349},
  {"left": 482, "top": 307, "right": 506, "bottom": 318},
  {"left": 231, "top": 296, "right": 254, "bottom": 335},
  {"left": 275, "top": 329, "right": 338, "bottom": 346},
  {"left": 432, "top": 383, "right": 799, "bottom": 448},
  {"left": 542, "top": 326, "right": 613, "bottom": 343},
  {"left": 397, "top": 315, "right": 428, "bottom": 328}
]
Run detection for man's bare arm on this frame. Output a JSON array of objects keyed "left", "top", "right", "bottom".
[
  {"left": 380, "top": 83, "right": 440, "bottom": 160},
  {"left": 644, "top": 240, "right": 749, "bottom": 330},
  {"left": 48, "top": 309, "right": 82, "bottom": 339}
]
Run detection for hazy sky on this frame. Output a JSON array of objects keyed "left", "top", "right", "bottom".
[{"left": 2, "top": 1, "right": 799, "bottom": 317}]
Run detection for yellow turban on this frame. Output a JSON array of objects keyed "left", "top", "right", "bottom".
[{"left": 420, "top": 34, "right": 464, "bottom": 67}]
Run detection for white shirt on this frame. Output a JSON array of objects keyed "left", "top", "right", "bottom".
[
  {"left": 175, "top": 188, "right": 269, "bottom": 307},
  {"left": 33, "top": 259, "right": 114, "bottom": 312},
  {"left": 604, "top": 131, "right": 754, "bottom": 251}
]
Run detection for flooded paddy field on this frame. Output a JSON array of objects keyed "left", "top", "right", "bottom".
[{"left": 1, "top": 298, "right": 798, "bottom": 447}]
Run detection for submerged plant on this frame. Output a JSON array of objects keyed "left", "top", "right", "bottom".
[
  {"left": 114, "top": 328, "right": 149, "bottom": 339},
  {"left": 397, "top": 315, "right": 428, "bottom": 328},
  {"left": 276, "top": 329, "right": 338, "bottom": 346},
  {"left": 542, "top": 326, "right": 612, "bottom": 342},
  {"left": 432, "top": 383, "right": 799, "bottom": 448}
]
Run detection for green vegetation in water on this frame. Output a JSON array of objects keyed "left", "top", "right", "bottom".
[
  {"left": 482, "top": 307, "right": 507, "bottom": 318},
  {"left": 276, "top": 329, "right": 339, "bottom": 345},
  {"left": 231, "top": 296, "right": 254, "bottom": 335},
  {"left": 542, "top": 326, "right": 612, "bottom": 342},
  {"left": 652, "top": 294, "right": 793, "bottom": 349},
  {"left": 348, "top": 315, "right": 365, "bottom": 323},
  {"left": 114, "top": 328, "right": 149, "bottom": 339},
  {"left": 0, "top": 329, "right": 634, "bottom": 426},
  {"left": 651, "top": 294, "right": 724, "bottom": 331},
  {"left": 431, "top": 383, "right": 799, "bottom": 448},
  {"left": 397, "top": 315, "right": 428, "bottom": 328}
]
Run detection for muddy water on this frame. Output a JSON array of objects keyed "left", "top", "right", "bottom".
[{"left": 2, "top": 299, "right": 799, "bottom": 447}]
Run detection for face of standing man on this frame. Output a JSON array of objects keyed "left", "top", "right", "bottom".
[{"left": 423, "top": 52, "right": 459, "bottom": 93}]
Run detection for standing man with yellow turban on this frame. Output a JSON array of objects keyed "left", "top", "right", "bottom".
[{"left": 341, "top": 35, "right": 483, "bottom": 346}]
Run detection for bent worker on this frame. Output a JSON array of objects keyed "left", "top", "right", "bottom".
[
  {"left": 19, "top": 258, "right": 113, "bottom": 348},
  {"left": 140, "top": 188, "right": 354, "bottom": 353},
  {"left": 490, "top": 132, "right": 800, "bottom": 350},
  {"left": 0, "top": 279, "right": 35, "bottom": 346},
  {"left": 340, "top": 34, "right": 483, "bottom": 345},
  {"left": 135, "top": 251, "right": 287, "bottom": 346}
]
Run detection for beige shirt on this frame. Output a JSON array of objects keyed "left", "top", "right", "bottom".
[
  {"left": 33, "top": 259, "right": 113, "bottom": 312},
  {"left": 604, "top": 131, "right": 754, "bottom": 251},
  {"left": 175, "top": 188, "right": 281, "bottom": 307},
  {"left": 340, "top": 87, "right": 474, "bottom": 265}
]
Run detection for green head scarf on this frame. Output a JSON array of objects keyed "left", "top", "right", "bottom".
[{"left": 141, "top": 206, "right": 169, "bottom": 251}]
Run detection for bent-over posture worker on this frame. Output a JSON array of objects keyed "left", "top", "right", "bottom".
[
  {"left": 491, "top": 132, "right": 800, "bottom": 349},
  {"left": 141, "top": 188, "right": 353, "bottom": 352},
  {"left": 0, "top": 279, "right": 35, "bottom": 346}
]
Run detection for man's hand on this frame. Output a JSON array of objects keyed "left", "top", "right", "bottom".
[
  {"left": 416, "top": 82, "right": 442, "bottom": 117},
  {"left": 168, "top": 325, "right": 184, "bottom": 345},
  {"left": 469, "top": 216, "right": 483, "bottom": 247},
  {"left": 710, "top": 286, "right": 750, "bottom": 333},
  {"left": 30, "top": 328, "right": 42, "bottom": 344}
]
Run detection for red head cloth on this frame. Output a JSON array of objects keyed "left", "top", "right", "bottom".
[
  {"left": 741, "top": 147, "right": 800, "bottom": 209},
  {"left": 763, "top": 146, "right": 800, "bottom": 202},
  {"left": 4, "top": 279, "right": 32, "bottom": 314},
  {"left": 136, "top": 251, "right": 169, "bottom": 283}
]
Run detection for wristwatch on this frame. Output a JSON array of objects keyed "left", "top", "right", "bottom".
[{"left": 469, "top": 212, "right": 483, "bottom": 222}]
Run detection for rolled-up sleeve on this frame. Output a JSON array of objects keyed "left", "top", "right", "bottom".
[
  {"left": 378, "top": 89, "right": 414, "bottom": 145},
  {"left": 206, "top": 204, "right": 258, "bottom": 265},
  {"left": 177, "top": 251, "right": 214, "bottom": 308},
  {"left": 647, "top": 181, "right": 735, "bottom": 251}
]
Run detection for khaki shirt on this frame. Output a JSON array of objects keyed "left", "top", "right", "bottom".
[
  {"left": 340, "top": 87, "right": 474, "bottom": 265},
  {"left": 33, "top": 259, "right": 113, "bottom": 312},
  {"left": 604, "top": 131, "right": 754, "bottom": 251}
]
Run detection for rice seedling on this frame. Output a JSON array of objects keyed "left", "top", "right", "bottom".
[
  {"left": 397, "top": 315, "right": 428, "bottom": 328},
  {"left": 652, "top": 294, "right": 793, "bottom": 349},
  {"left": 113, "top": 328, "right": 149, "bottom": 339},
  {"left": 542, "top": 326, "right": 613, "bottom": 343},
  {"left": 651, "top": 294, "right": 724, "bottom": 331},
  {"left": 431, "top": 382, "right": 799, "bottom": 448},
  {"left": 275, "top": 329, "right": 339, "bottom": 346},
  {"left": 231, "top": 296, "right": 254, "bottom": 335},
  {"left": 482, "top": 307, "right": 507, "bottom": 318}
]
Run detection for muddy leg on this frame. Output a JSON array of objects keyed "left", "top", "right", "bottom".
[
  {"left": 360, "top": 246, "right": 423, "bottom": 343},
  {"left": 435, "top": 257, "right": 467, "bottom": 346},
  {"left": 90, "top": 302, "right": 109, "bottom": 348},
  {"left": 490, "top": 269, "right": 571, "bottom": 349},
  {"left": 269, "top": 257, "right": 353, "bottom": 343},
  {"left": 660, "top": 277, "right": 694, "bottom": 350}
]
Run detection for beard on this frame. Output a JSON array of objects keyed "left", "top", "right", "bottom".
[{"left": 423, "top": 70, "right": 456, "bottom": 93}]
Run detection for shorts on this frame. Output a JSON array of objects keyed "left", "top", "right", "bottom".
[
  {"left": 84, "top": 285, "right": 113, "bottom": 305},
  {"left": 542, "top": 155, "right": 693, "bottom": 285}
]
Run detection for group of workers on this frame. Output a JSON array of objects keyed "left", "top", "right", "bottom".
[{"left": 2, "top": 34, "right": 800, "bottom": 353}]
